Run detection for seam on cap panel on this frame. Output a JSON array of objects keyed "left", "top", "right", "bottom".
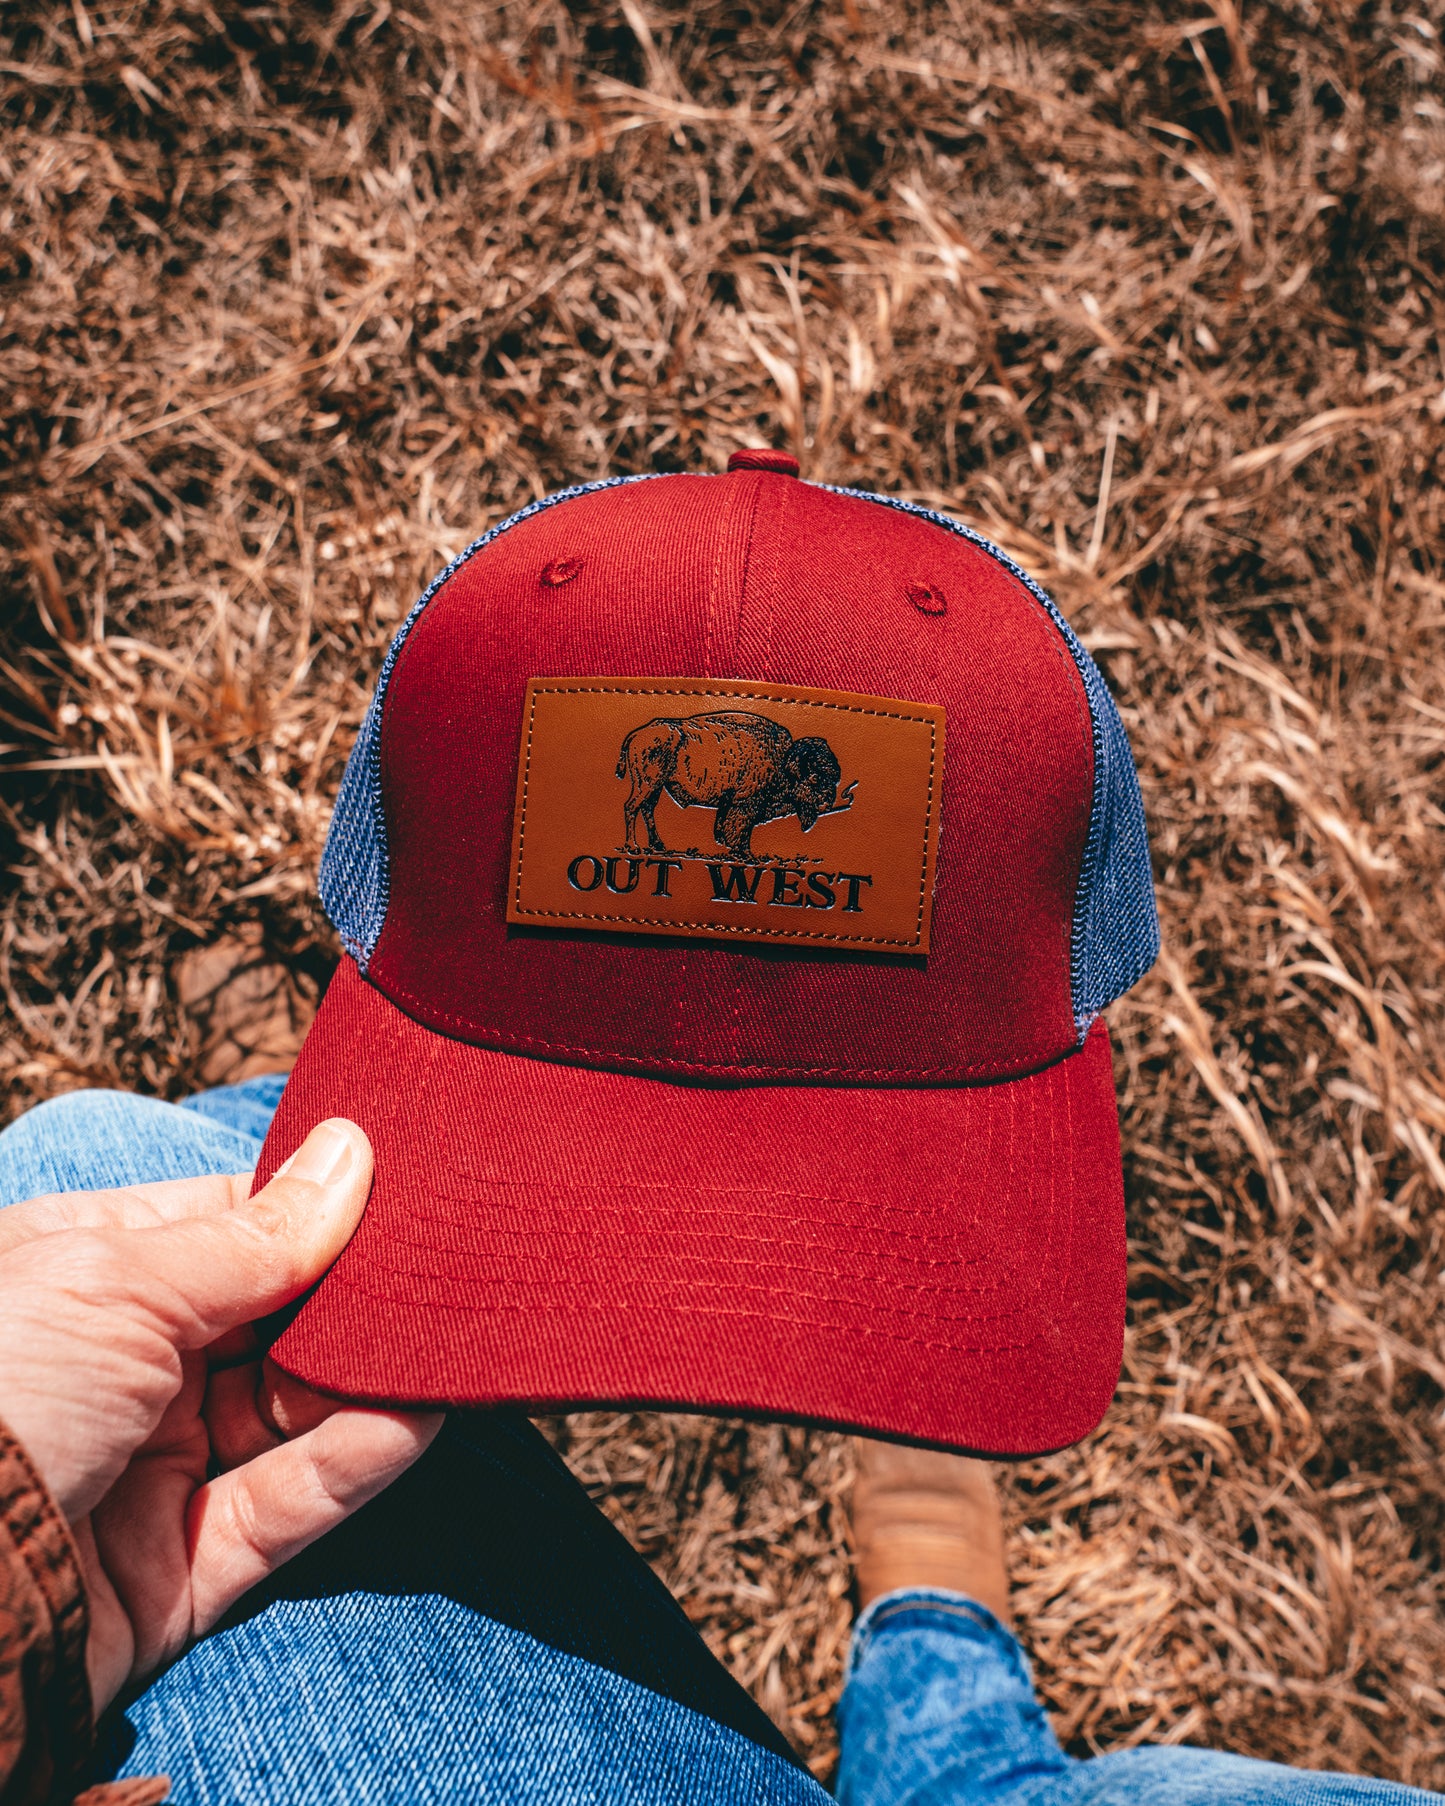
[
  {"left": 415, "top": 1191, "right": 1009, "bottom": 1256},
  {"left": 761, "top": 479, "right": 784, "bottom": 677},
  {"left": 363, "top": 969, "right": 1104, "bottom": 1079},
  {"left": 694, "top": 474, "right": 752, "bottom": 1063},
  {"left": 318, "top": 1265, "right": 1041, "bottom": 1356},
  {"left": 320, "top": 472, "right": 670, "bottom": 969},
  {"left": 723, "top": 475, "right": 770, "bottom": 1070},
  {"left": 513, "top": 684, "right": 939, "bottom": 723},
  {"left": 352, "top": 1249, "right": 1033, "bottom": 1323},
  {"left": 724, "top": 468, "right": 766, "bottom": 678},
  {"left": 701, "top": 471, "right": 745, "bottom": 681},
  {"left": 359, "top": 1216, "right": 1021, "bottom": 1299},
  {"left": 409, "top": 1191, "right": 1013, "bottom": 1257},
  {"left": 814, "top": 483, "right": 1160, "bottom": 1035},
  {"left": 730, "top": 465, "right": 779, "bottom": 680}
]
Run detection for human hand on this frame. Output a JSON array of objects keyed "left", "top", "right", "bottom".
[{"left": 0, "top": 1118, "right": 442, "bottom": 1712}]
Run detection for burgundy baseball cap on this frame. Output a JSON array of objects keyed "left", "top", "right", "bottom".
[{"left": 258, "top": 448, "right": 1158, "bottom": 1454}]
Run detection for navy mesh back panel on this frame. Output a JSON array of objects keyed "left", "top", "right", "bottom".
[
  {"left": 321, "top": 476, "right": 1157, "bottom": 1035},
  {"left": 828, "top": 487, "right": 1160, "bottom": 1033}
]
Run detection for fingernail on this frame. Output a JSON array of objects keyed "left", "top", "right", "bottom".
[{"left": 285, "top": 1120, "right": 355, "bottom": 1187}]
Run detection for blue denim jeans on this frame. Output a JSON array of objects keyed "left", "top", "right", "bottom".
[
  {"left": 840, "top": 1594, "right": 1436, "bottom": 1805},
  {"left": 0, "top": 1081, "right": 1436, "bottom": 1805}
]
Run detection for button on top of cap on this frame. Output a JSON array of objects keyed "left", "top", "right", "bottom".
[{"left": 727, "top": 447, "right": 800, "bottom": 476}]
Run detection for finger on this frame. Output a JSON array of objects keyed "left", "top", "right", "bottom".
[
  {"left": 204, "top": 1358, "right": 351, "bottom": 1472},
  {"left": 207, "top": 1322, "right": 263, "bottom": 1368},
  {"left": 259, "top": 1358, "right": 352, "bottom": 1440},
  {"left": 204, "top": 1363, "right": 280, "bottom": 1470},
  {"left": 115, "top": 1120, "right": 374, "bottom": 1348},
  {"left": 0, "top": 1170, "right": 253, "bottom": 1257},
  {"left": 187, "top": 1408, "right": 444, "bottom": 1634}
]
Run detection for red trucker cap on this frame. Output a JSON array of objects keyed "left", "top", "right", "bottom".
[{"left": 258, "top": 448, "right": 1158, "bottom": 1454}]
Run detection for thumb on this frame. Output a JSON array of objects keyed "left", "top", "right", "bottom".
[{"left": 124, "top": 1119, "right": 374, "bottom": 1348}]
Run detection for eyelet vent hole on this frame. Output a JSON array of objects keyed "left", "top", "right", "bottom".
[
  {"left": 907, "top": 582, "right": 946, "bottom": 615},
  {"left": 541, "top": 558, "right": 584, "bottom": 587}
]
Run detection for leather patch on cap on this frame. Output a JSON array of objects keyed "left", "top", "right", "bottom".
[{"left": 506, "top": 677, "right": 945, "bottom": 953}]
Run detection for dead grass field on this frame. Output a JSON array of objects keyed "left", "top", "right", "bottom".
[{"left": 4, "top": 0, "right": 1445, "bottom": 1787}]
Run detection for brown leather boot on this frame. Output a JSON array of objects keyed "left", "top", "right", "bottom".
[{"left": 850, "top": 1437, "right": 1011, "bottom": 1621}]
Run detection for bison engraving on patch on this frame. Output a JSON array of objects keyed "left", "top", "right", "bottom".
[{"left": 616, "top": 710, "right": 849, "bottom": 859}]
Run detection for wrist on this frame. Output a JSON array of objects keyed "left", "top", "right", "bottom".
[{"left": 0, "top": 1414, "right": 93, "bottom": 1800}]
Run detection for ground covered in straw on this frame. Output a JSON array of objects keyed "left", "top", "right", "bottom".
[{"left": 4, "top": 0, "right": 1445, "bottom": 1786}]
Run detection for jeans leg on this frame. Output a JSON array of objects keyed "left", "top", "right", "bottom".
[
  {"left": 0, "top": 1088, "right": 269, "bottom": 1203},
  {"left": 1, "top": 1090, "right": 823, "bottom": 1803},
  {"left": 1070, "top": 1748, "right": 1441, "bottom": 1805},
  {"left": 836, "top": 1590, "right": 1078, "bottom": 1806},
  {"left": 836, "top": 1590, "right": 1444, "bottom": 1806},
  {"left": 178, "top": 1074, "right": 290, "bottom": 1143}
]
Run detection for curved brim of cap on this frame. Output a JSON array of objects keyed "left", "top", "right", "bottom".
[{"left": 262, "top": 961, "right": 1125, "bottom": 1455}]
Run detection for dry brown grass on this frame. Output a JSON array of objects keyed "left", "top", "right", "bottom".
[{"left": 4, "top": 0, "right": 1445, "bottom": 1787}]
